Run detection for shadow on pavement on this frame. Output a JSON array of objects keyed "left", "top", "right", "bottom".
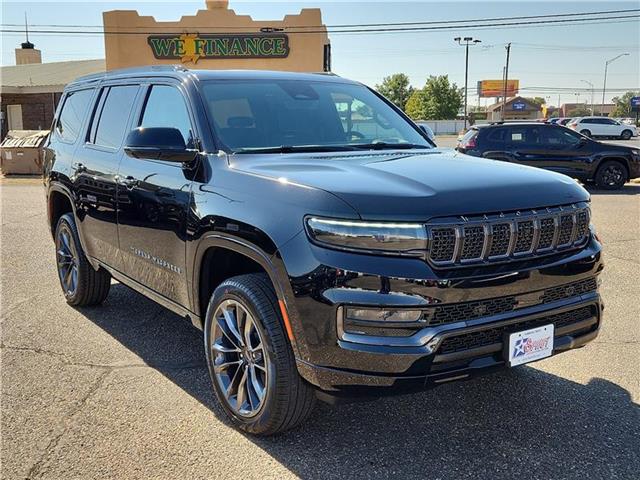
[{"left": 78, "top": 284, "right": 640, "bottom": 479}]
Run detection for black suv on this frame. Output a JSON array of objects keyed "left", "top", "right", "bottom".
[
  {"left": 457, "top": 122, "right": 640, "bottom": 189},
  {"left": 44, "top": 67, "right": 603, "bottom": 435}
]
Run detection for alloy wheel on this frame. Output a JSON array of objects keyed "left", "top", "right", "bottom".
[
  {"left": 56, "top": 225, "right": 79, "bottom": 296},
  {"left": 602, "top": 164, "right": 624, "bottom": 187},
  {"left": 211, "top": 299, "right": 268, "bottom": 417}
]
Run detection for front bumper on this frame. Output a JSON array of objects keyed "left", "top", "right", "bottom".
[{"left": 277, "top": 233, "right": 604, "bottom": 395}]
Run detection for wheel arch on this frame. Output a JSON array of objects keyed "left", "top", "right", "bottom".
[
  {"left": 595, "top": 156, "right": 630, "bottom": 176},
  {"left": 191, "top": 233, "right": 298, "bottom": 353}
]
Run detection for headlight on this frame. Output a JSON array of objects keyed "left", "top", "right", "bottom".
[{"left": 305, "top": 217, "right": 427, "bottom": 255}]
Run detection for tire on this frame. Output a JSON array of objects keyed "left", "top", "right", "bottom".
[
  {"left": 580, "top": 129, "right": 591, "bottom": 137},
  {"left": 204, "top": 273, "right": 316, "bottom": 435},
  {"left": 54, "top": 213, "right": 111, "bottom": 306},
  {"left": 620, "top": 129, "right": 632, "bottom": 140},
  {"left": 595, "top": 160, "right": 628, "bottom": 190}
]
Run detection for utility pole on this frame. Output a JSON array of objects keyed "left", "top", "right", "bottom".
[
  {"left": 454, "top": 36, "right": 481, "bottom": 130},
  {"left": 581, "top": 80, "right": 594, "bottom": 114},
  {"left": 602, "top": 53, "right": 629, "bottom": 114},
  {"left": 501, "top": 43, "right": 511, "bottom": 122}
]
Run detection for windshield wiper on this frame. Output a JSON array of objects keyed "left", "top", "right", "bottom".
[
  {"left": 234, "top": 145, "right": 359, "bottom": 154},
  {"left": 351, "top": 142, "right": 430, "bottom": 150}
]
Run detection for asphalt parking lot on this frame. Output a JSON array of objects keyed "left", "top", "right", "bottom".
[{"left": 1, "top": 177, "right": 639, "bottom": 479}]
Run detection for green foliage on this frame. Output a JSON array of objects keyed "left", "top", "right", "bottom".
[
  {"left": 610, "top": 91, "right": 640, "bottom": 117},
  {"left": 526, "top": 97, "right": 547, "bottom": 106},
  {"left": 375, "top": 73, "right": 414, "bottom": 110},
  {"left": 404, "top": 90, "right": 427, "bottom": 120},
  {"left": 421, "top": 75, "right": 463, "bottom": 120}
]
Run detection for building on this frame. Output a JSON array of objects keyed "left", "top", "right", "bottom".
[
  {"left": 0, "top": 46, "right": 105, "bottom": 139},
  {"left": 1, "top": 0, "right": 330, "bottom": 140},
  {"left": 558, "top": 103, "right": 615, "bottom": 117},
  {"left": 486, "top": 96, "right": 542, "bottom": 121},
  {"left": 104, "top": 0, "right": 330, "bottom": 72}
]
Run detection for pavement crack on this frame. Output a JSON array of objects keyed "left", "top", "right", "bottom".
[{"left": 26, "top": 370, "right": 111, "bottom": 479}]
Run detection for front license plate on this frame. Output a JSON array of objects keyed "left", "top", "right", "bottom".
[{"left": 507, "top": 324, "right": 554, "bottom": 367}]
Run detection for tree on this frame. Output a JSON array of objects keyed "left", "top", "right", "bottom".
[
  {"left": 421, "top": 75, "right": 463, "bottom": 120},
  {"left": 375, "top": 73, "right": 414, "bottom": 110},
  {"left": 610, "top": 91, "right": 640, "bottom": 117},
  {"left": 525, "top": 97, "right": 546, "bottom": 106},
  {"left": 404, "top": 90, "right": 427, "bottom": 120},
  {"left": 568, "top": 106, "right": 592, "bottom": 117}
]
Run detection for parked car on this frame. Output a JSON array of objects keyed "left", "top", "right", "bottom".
[
  {"left": 457, "top": 122, "right": 640, "bottom": 189},
  {"left": 567, "top": 116, "right": 637, "bottom": 139},
  {"left": 547, "top": 118, "right": 561, "bottom": 124},
  {"left": 44, "top": 67, "right": 604, "bottom": 435}
]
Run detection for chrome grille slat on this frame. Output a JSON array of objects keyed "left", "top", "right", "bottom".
[{"left": 426, "top": 204, "right": 590, "bottom": 267}]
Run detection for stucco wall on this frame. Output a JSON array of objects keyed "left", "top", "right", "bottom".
[{"left": 103, "top": 4, "right": 329, "bottom": 72}]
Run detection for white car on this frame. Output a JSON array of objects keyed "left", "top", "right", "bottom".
[{"left": 567, "top": 116, "right": 637, "bottom": 140}]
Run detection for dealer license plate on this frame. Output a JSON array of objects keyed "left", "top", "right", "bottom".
[{"left": 507, "top": 324, "right": 554, "bottom": 367}]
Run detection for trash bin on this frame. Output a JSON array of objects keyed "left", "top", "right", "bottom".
[{"left": 0, "top": 130, "right": 49, "bottom": 175}]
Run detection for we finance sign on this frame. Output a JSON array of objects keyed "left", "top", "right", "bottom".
[{"left": 147, "top": 33, "right": 289, "bottom": 63}]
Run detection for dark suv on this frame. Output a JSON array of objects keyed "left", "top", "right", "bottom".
[
  {"left": 44, "top": 67, "right": 603, "bottom": 435},
  {"left": 457, "top": 122, "right": 640, "bottom": 189}
]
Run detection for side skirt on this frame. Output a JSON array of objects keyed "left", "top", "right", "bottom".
[{"left": 95, "top": 259, "right": 203, "bottom": 330}]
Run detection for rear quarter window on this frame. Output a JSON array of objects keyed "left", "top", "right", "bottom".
[{"left": 56, "top": 89, "right": 94, "bottom": 143}]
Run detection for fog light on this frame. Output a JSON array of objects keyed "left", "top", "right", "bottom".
[{"left": 345, "top": 307, "right": 423, "bottom": 323}]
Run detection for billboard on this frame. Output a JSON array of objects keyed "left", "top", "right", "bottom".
[
  {"left": 631, "top": 96, "right": 640, "bottom": 113},
  {"left": 478, "top": 79, "right": 519, "bottom": 98}
]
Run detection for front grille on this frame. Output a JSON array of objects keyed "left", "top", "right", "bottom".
[
  {"left": 427, "top": 203, "right": 590, "bottom": 267},
  {"left": 438, "top": 306, "right": 595, "bottom": 355},
  {"left": 423, "top": 277, "right": 597, "bottom": 327}
]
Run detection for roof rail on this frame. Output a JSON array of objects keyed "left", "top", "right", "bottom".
[{"left": 70, "top": 64, "right": 189, "bottom": 85}]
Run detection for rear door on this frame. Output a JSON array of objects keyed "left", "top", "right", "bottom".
[
  {"left": 70, "top": 84, "right": 141, "bottom": 268},
  {"left": 116, "top": 81, "right": 198, "bottom": 308}
]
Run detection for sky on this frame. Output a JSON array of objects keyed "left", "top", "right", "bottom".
[{"left": 1, "top": 0, "right": 639, "bottom": 106}]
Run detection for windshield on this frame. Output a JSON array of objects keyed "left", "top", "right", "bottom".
[{"left": 201, "top": 79, "right": 431, "bottom": 153}]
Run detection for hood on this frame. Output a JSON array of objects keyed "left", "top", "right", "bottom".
[{"left": 230, "top": 149, "right": 590, "bottom": 221}]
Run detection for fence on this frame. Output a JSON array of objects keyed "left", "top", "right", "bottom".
[{"left": 416, "top": 120, "right": 490, "bottom": 135}]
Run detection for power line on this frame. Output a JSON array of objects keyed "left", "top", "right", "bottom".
[
  {"left": 0, "top": 12, "right": 638, "bottom": 36},
  {"left": 1, "top": 8, "right": 638, "bottom": 30}
]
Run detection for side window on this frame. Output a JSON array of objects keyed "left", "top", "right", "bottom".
[
  {"left": 56, "top": 89, "right": 94, "bottom": 143},
  {"left": 139, "top": 85, "right": 193, "bottom": 145},
  {"left": 486, "top": 128, "right": 506, "bottom": 143},
  {"left": 540, "top": 127, "right": 581, "bottom": 146},
  {"left": 92, "top": 86, "right": 139, "bottom": 149}
]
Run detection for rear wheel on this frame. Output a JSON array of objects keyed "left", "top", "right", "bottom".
[
  {"left": 580, "top": 129, "right": 591, "bottom": 137},
  {"left": 620, "top": 129, "right": 632, "bottom": 140},
  {"left": 55, "top": 213, "right": 111, "bottom": 306},
  {"left": 204, "top": 273, "right": 316, "bottom": 435},
  {"left": 595, "top": 160, "right": 628, "bottom": 190}
]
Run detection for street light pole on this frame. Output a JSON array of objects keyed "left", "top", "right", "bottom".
[
  {"left": 602, "top": 53, "right": 629, "bottom": 114},
  {"left": 454, "top": 36, "right": 481, "bottom": 130},
  {"left": 581, "top": 80, "right": 594, "bottom": 115}
]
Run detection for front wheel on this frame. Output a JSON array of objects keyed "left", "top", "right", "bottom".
[
  {"left": 620, "top": 130, "right": 632, "bottom": 140},
  {"left": 580, "top": 129, "right": 592, "bottom": 137},
  {"left": 204, "top": 273, "right": 316, "bottom": 435},
  {"left": 595, "top": 160, "right": 628, "bottom": 190}
]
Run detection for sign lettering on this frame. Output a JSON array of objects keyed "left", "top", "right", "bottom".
[{"left": 147, "top": 33, "right": 290, "bottom": 63}]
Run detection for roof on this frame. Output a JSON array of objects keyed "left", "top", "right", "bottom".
[
  {"left": 69, "top": 65, "right": 349, "bottom": 88},
  {"left": 486, "top": 96, "right": 540, "bottom": 112},
  {"left": 475, "top": 121, "right": 557, "bottom": 129},
  {"left": 1, "top": 59, "right": 106, "bottom": 94}
]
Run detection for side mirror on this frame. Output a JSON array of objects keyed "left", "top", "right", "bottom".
[
  {"left": 124, "top": 127, "right": 197, "bottom": 163},
  {"left": 418, "top": 124, "right": 435, "bottom": 141}
]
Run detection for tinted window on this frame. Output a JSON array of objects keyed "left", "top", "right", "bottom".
[
  {"left": 57, "top": 89, "right": 94, "bottom": 142},
  {"left": 139, "top": 85, "right": 193, "bottom": 145},
  {"left": 93, "top": 86, "right": 138, "bottom": 149},
  {"left": 202, "top": 80, "right": 429, "bottom": 152},
  {"left": 540, "top": 127, "right": 581, "bottom": 146},
  {"left": 486, "top": 127, "right": 506, "bottom": 143},
  {"left": 506, "top": 127, "right": 531, "bottom": 144}
]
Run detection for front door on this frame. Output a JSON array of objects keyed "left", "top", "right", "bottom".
[{"left": 116, "top": 82, "right": 198, "bottom": 307}]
